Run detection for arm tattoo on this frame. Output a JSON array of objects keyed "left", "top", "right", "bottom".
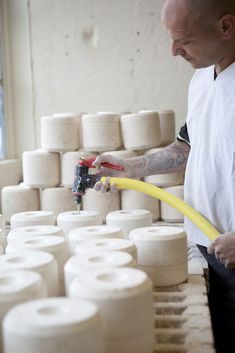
[{"left": 128, "top": 141, "right": 190, "bottom": 178}]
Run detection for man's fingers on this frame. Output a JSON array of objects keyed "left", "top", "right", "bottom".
[
  {"left": 94, "top": 181, "right": 102, "bottom": 191},
  {"left": 110, "top": 183, "right": 117, "bottom": 193},
  {"left": 100, "top": 177, "right": 111, "bottom": 193},
  {"left": 94, "top": 178, "right": 117, "bottom": 193}
]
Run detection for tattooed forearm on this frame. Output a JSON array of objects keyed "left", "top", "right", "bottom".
[{"left": 127, "top": 141, "right": 190, "bottom": 178}]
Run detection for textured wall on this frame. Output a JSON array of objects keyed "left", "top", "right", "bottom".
[{"left": 4, "top": 0, "right": 194, "bottom": 157}]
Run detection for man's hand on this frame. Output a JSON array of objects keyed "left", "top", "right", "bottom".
[
  {"left": 207, "top": 232, "right": 235, "bottom": 267},
  {"left": 93, "top": 155, "right": 131, "bottom": 193}
]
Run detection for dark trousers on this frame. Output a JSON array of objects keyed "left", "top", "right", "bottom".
[{"left": 197, "top": 245, "right": 235, "bottom": 353}]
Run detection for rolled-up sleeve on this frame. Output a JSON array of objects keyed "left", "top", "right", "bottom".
[{"left": 177, "top": 123, "right": 190, "bottom": 147}]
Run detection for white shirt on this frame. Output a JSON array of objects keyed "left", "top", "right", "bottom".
[{"left": 184, "top": 62, "right": 235, "bottom": 246}]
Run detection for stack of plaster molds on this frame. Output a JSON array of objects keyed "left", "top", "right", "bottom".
[
  {"left": 64, "top": 251, "right": 136, "bottom": 295},
  {"left": 67, "top": 224, "right": 124, "bottom": 254},
  {"left": 0, "top": 251, "right": 60, "bottom": 296},
  {"left": 1, "top": 109, "right": 177, "bottom": 225},
  {"left": 57, "top": 210, "right": 102, "bottom": 238},
  {"left": 6, "top": 235, "right": 69, "bottom": 295},
  {"left": 74, "top": 237, "right": 137, "bottom": 260}
]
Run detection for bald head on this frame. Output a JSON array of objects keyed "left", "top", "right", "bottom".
[{"left": 162, "top": 0, "right": 235, "bottom": 28}]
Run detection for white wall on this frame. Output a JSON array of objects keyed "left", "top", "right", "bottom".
[{"left": 3, "top": 0, "right": 194, "bottom": 158}]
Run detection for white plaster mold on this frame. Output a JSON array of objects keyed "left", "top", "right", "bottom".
[
  {"left": 82, "top": 113, "right": 121, "bottom": 152},
  {"left": 3, "top": 298, "right": 104, "bottom": 353},
  {"left": 10, "top": 211, "right": 55, "bottom": 229},
  {"left": 40, "top": 187, "right": 77, "bottom": 217},
  {"left": 41, "top": 115, "right": 80, "bottom": 151},
  {"left": 69, "top": 267, "right": 155, "bottom": 353},
  {"left": 106, "top": 209, "right": 152, "bottom": 238},
  {"left": 121, "top": 112, "right": 161, "bottom": 150},
  {"left": 1, "top": 185, "right": 40, "bottom": 223},
  {"left": 23, "top": 151, "right": 60, "bottom": 188},
  {"left": 57, "top": 210, "right": 102, "bottom": 238},
  {"left": 7, "top": 225, "right": 64, "bottom": 243},
  {"left": 129, "top": 226, "right": 188, "bottom": 286},
  {"left": 74, "top": 238, "right": 137, "bottom": 260}
]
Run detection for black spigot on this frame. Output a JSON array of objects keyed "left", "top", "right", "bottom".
[{"left": 72, "top": 160, "right": 100, "bottom": 205}]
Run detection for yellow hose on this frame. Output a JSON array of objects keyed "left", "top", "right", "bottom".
[{"left": 101, "top": 177, "right": 220, "bottom": 241}]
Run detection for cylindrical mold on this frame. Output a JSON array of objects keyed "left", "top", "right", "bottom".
[
  {"left": 160, "top": 185, "right": 184, "bottom": 222},
  {"left": 53, "top": 112, "right": 86, "bottom": 146},
  {"left": 121, "top": 190, "right": 160, "bottom": 222},
  {"left": 69, "top": 267, "right": 155, "bottom": 353},
  {"left": 3, "top": 297, "right": 104, "bottom": 353},
  {"left": 75, "top": 238, "right": 137, "bottom": 260},
  {"left": 10, "top": 211, "right": 55, "bottom": 229},
  {"left": 67, "top": 225, "right": 124, "bottom": 254},
  {"left": 7, "top": 225, "right": 64, "bottom": 243},
  {"left": 106, "top": 209, "right": 152, "bottom": 238},
  {"left": 158, "top": 110, "right": 175, "bottom": 145},
  {"left": 23, "top": 150, "right": 60, "bottom": 188},
  {"left": 144, "top": 148, "right": 184, "bottom": 187},
  {"left": 0, "top": 270, "right": 47, "bottom": 352},
  {"left": 40, "top": 187, "right": 77, "bottom": 218},
  {"left": 0, "top": 251, "right": 59, "bottom": 297},
  {"left": 57, "top": 211, "right": 102, "bottom": 238},
  {"left": 61, "top": 151, "right": 95, "bottom": 187},
  {"left": 1, "top": 185, "right": 40, "bottom": 223},
  {"left": 5, "top": 236, "right": 69, "bottom": 295},
  {"left": 41, "top": 115, "right": 79, "bottom": 151},
  {"left": 82, "top": 113, "right": 121, "bottom": 152},
  {"left": 129, "top": 226, "right": 188, "bottom": 286},
  {"left": 82, "top": 189, "right": 120, "bottom": 223},
  {"left": 0, "top": 214, "right": 5, "bottom": 230},
  {"left": 64, "top": 251, "right": 136, "bottom": 294},
  {"left": 101, "top": 150, "right": 138, "bottom": 159},
  {"left": 121, "top": 112, "right": 161, "bottom": 150}
]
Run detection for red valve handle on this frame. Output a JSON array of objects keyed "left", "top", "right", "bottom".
[{"left": 79, "top": 157, "right": 125, "bottom": 171}]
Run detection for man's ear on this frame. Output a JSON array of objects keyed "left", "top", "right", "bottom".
[{"left": 219, "top": 14, "right": 235, "bottom": 39}]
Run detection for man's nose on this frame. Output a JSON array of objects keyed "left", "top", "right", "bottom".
[{"left": 172, "top": 41, "right": 185, "bottom": 56}]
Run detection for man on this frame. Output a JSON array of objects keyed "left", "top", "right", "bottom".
[{"left": 93, "top": 1, "right": 235, "bottom": 352}]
